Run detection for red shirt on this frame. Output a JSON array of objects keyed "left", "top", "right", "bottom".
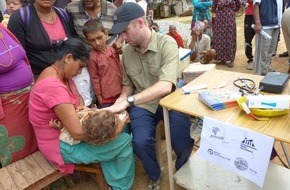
[
  {"left": 245, "top": 0, "right": 253, "bottom": 15},
  {"left": 88, "top": 47, "right": 123, "bottom": 103},
  {"left": 166, "top": 32, "right": 184, "bottom": 48}
]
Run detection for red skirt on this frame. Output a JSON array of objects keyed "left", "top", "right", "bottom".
[{"left": 0, "top": 86, "right": 38, "bottom": 167}]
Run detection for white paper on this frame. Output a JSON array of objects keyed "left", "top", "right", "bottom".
[{"left": 199, "top": 117, "right": 274, "bottom": 188}]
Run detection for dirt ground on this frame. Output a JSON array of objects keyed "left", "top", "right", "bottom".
[{"left": 69, "top": 15, "right": 290, "bottom": 190}]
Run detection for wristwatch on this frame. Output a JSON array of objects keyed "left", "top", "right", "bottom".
[{"left": 127, "top": 96, "right": 135, "bottom": 106}]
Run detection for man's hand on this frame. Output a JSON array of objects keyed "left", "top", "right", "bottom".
[
  {"left": 253, "top": 22, "right": 262, "bottom": 33},
  {"left": 107, "top": 98, "right": 129, "bottom": 113},
  {"left": 112, "top": 42, "right": 123, "bottom": 54},
  {"left": 190, "top": 29, "right": 199, "bottom": 40}
]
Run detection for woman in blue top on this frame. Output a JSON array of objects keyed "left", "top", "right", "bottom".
[{"left": 191, "top": 0, "right": 212, "bottom": 29}]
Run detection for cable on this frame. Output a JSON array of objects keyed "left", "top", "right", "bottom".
[{"left": 233, "top": 78, "right": 256, "bottom": 94}]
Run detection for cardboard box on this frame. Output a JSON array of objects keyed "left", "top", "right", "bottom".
[{"left": 183, "top": 63, "right": 216, "bottom": 83}]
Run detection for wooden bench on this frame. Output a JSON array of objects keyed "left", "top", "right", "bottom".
[{"left": 0, "top": 151, "right": 107, "bottom": 190}]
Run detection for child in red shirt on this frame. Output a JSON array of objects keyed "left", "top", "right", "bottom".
[{"left": 83, "top": 20, "right": 123, "bottom": 108}]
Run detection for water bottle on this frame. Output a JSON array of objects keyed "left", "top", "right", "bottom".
[{"left": 251, "top": 24, "right": 272, "bottom": 40}]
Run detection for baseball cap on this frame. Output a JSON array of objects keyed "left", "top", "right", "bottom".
[{"left": 109, "top": 2, "right": 145, "bottom": 34}]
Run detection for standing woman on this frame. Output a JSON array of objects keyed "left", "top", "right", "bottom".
[
  {"left": 191, "top": 0, "right": 212, "bottom": 29},
  {"left": 7, "top": 0, "right": 77, "bottom": 78},
  {"left": 212, "top": 0, "right": 243, "bottom": 67},
  {"left": 0, "top": 23, "right": 37, "bottom": 167}
]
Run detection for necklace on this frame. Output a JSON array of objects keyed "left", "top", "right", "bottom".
[
  {"left": 51, "top": 64, "right": 65, "bottom": 83},
  {"left": 37, "top": 7, "right": 56, "bottom": 23},
  {"left": 0, "top": 31, "right": 13, "bottom": 67},
  {"left": 51, "top": 64, "right": 72, "bottom": 92}
]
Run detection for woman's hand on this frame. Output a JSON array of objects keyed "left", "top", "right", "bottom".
[{"left": 49, "top": 119, "right": 63, "bottom": 130}]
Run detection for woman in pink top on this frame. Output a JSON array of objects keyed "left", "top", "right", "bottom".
[{"left": 29, "top": 38, "right": 135, "bottom": 190}]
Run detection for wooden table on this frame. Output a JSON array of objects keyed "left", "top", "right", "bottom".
[{"left": 160, "top": 69, "right": 290, "bottom": 190}]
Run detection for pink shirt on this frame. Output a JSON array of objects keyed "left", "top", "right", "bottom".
[
  {"left": 41, "top": 14, "right": 67, "bottom": 41},
  {"left": 245, "top": 0, "right": 253, "bottom": 15},
  {"left": 29, "top": 78, "right": 79, "bottom": 174}
]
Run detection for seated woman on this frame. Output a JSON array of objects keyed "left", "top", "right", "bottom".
[
  {"left": 0, "top": 23, "right": 37, "bottom": 167},
  {"left": 28, "top": 38, "right": 135, "bottom": 190}
]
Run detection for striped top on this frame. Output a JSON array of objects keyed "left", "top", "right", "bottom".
[{"left": 66, "top": 0, "right": 117, "bottom": 41}]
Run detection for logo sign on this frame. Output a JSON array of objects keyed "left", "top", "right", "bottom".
[{"left": 199, "top": 117, "right": 274, "bottom": 188}]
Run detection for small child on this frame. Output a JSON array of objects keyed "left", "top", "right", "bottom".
[
  {"left": 50, "top": 109, "right": 129, "bottom": 145},
  {"left": 83, "top": 20, "right": 123, "bottom": 108},
  {"left": 2, "top": 0, "right": 27, "bottom": 26}
]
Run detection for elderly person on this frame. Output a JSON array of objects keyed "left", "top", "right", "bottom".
[
  {"left": 189, "top": 20, "right": 216, "bottom": 63},
  {"left": 0, "top": 23, "right": 37, "bottom": 167},
  {"left": 29, "top": 38, "right": 135, "bottom": 189},
  {"left": 166, "top": 24, "right": 184, "bottom": 48}
]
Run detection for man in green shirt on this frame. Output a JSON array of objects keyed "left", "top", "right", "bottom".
[{"left": 109, "top": 3, "right": 194, "bottom": 189}]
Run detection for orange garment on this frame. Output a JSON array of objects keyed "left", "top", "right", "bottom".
[{"left": 166, "top": 32, "right": 184, "bottom": 48}]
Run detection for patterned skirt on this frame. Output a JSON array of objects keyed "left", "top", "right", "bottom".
[{"left": 0, "top": 86, "right": 38, "bottom": 167}]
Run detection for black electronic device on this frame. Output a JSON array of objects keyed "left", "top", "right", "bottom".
[{"left": 259, "top": 72, "right": 289, "bottom": 94}]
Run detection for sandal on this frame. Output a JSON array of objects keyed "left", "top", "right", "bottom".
[{"left": 226, "top": 61, "right": 234, "bottom": 67}]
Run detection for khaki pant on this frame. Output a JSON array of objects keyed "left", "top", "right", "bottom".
[{"left": 282, "top": 8, "right": 290, "bottom": 63}]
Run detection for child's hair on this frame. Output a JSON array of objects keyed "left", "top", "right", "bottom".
[
  {"left": 81, "top": 110, "right": 117, "bottom": 145},
  {"left": 83, "top": 20, "right": 106, "bottom": 37}
]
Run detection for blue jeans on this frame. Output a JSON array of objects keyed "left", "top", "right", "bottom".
[{"left": 129, "top": 105, "right": 194, "bottom": 180}]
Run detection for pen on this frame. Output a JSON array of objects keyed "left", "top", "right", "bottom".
[{"left": 181, "top": 90, "right": 200, "bottom": 95}]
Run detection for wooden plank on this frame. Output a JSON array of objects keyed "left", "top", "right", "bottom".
[
  {"left": 25, "top": 171, "right": 63, "bottom": 190},
  {"left": 17, "top": 159, "right": 39, "bottom": 186},
  {"left": 32, "top": 151, "right": 56, "bottom": 175},
  {"left": 0, "top": 167, "right": 18, "bottom": 190},
  {"left": 75, "top": 164, "right": 103, "bottom": 174},
  {"left": 23, "top": 154, "right": 46, "bottom": 179},
  {"left": 6, "top": 162, "right": 29, "bottom": 190}
]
